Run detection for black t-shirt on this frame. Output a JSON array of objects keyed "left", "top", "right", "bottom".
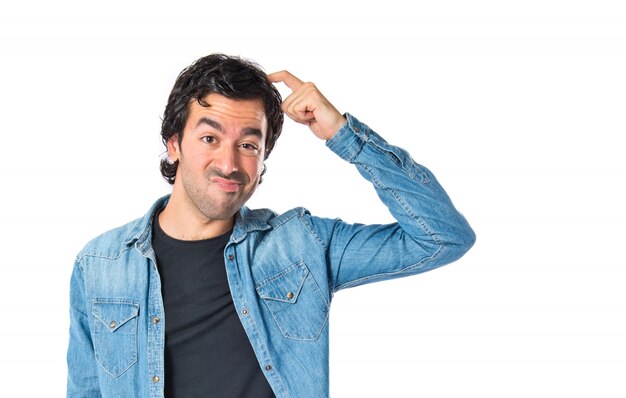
[{"left": 152, "top": 215, "right": 275, "bottom": 398}]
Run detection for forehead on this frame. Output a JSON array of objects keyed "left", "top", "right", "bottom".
[{"left": 187, "top": 93, "right": 267, "bottom": 130}]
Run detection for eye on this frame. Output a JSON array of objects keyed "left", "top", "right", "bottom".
[
  {"left": 240, "top": 143, "right": 259, "bottom": 151},
  {"left": 201, "top": 136, "right": 216, "bottom": 144}
]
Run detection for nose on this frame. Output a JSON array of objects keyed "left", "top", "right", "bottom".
[{"left": 214, "top": 145, "right": 239, "bottom": 175}]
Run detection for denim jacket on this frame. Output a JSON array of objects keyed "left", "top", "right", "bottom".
[{"left": 67, "top": 114, "right": 475, "bottom": 397}]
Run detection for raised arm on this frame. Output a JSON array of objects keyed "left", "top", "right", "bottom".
[{"left": 269, "top": 71, "right": 475, "bottom": 291}]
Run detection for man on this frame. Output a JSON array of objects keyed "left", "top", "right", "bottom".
[{"left": 67, "top": 53, "right": 475, "bottom": 397}]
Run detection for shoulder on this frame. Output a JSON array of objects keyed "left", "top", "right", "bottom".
[
  {"left": 238, "top": 206, "right": 316, "bottom": 229},
  {"left": 76, "top": 216, "right": 144, "bottom": 262},
  {"left": 239, "top": 206, "right": 341, "bottom": 249},
  {"left": 75, "top": 195, "right": 169, "bottom": 263}
]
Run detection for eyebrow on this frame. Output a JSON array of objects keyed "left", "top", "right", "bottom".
[{"left": 196, "top": 117, "right": 263, "bottom": 139}]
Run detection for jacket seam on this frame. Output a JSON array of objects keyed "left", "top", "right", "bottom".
[
  {"left": 333, "top": 243, "right": 443, "bottom": 292},
  {"left": 297, "top": 213, "right": 327, "bottom": 250},
  {"left": 360, "top": 163, "right": 441, "bottom": 244},
  {"left": 76, "top": 246, "right": 133, "bottom": 263},
  {"left": 367, "top": 140, "right": 430, "bottom": 184}
]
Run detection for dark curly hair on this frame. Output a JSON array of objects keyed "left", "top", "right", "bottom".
[{"left": 160, "top": 53, "right": 284, "bottom": 184}]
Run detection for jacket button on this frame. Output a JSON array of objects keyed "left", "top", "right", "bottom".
[
  {"left": 242, "top": 309, "right": 248, "bottom": 315},
  {"left": 152, "top": 317, "right": 160, "bottom": 324},
  {"left": 109, "top": 321, "right": 116, "bottom": 329},
  {"left": 152, "top": 376, "right": 160, "bottom": 383},
  {"left": 286, "top": 292, "right": 294, "bottom": 299},
  {"left": 228, "top": 254, "right": 235, "bottom": 261},
  {"left": 265, "top": 365, "right": 272, "bottom": 371}
]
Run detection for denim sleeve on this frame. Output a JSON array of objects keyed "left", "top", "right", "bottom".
[
  {"left": 67, "top": 260, "right": 101, "bottom": 397},
  {"left": 310, "top": 113, "right": 475, "bottom": 292}
]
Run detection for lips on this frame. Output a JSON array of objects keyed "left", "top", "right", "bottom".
[{"left": 211, "top": 177, "right": 242, "bottom": 192}]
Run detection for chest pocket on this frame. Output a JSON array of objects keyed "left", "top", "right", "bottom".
[
  {"left": 92, "top": 299, "right": 139, "bottom": 378},
  {"left": 256, "top": 261, "right": 329, "bottom": 341}
]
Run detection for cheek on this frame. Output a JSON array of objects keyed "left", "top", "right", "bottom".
[
  {"left": 245, "top": 158, "right": 264, "bottom": 184},
  {"left": 246, "top": 157, "right": 264, "bottom": 174}
]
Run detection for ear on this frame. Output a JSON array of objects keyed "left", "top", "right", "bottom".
[{"left": 167, "top": 134, "right": 180, "bottom": 162}]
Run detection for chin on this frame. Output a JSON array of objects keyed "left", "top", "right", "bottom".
[{"left": 200, "top": 204, "right": 240, "bottom": 221}]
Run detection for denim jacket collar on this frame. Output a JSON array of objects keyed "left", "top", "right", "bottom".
[{"left": 123, "top": 195, "right": 275, "bottom": 250}]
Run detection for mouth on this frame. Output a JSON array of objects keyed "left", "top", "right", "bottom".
[{"left": 211, "top": 177, "right": 243, "bottom": 192}]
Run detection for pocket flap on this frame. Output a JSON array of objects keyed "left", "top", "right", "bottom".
[
  {"left": 92, "top": 299, "right": 139, "bottom": 333},
  {"left": 256, "top": 262, "right": 308, "bottom": 303}
]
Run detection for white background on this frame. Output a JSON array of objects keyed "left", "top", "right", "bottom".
[{"left": 1, "top": 1, "right": 625, "bottom": 396}]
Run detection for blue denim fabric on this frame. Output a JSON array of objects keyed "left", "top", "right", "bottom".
[{"left": 67, "top": 114, "right": 475, "bottom": 397}]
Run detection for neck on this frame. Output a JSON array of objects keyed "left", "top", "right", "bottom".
[{"left": 158, "top": 194, "right": 235, "bottom": 241}]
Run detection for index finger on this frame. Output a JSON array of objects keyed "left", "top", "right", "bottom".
[{"left": 267, "top": 70, "right": 304, "bottom": 91}]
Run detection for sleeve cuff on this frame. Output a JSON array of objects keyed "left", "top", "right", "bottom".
[{"left": 325, "top": 113, "right": 369, "bottom": 162}]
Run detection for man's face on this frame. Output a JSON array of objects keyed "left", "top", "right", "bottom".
[{"left": 168, "top": 93, "right": 268, "bottom": 221}]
